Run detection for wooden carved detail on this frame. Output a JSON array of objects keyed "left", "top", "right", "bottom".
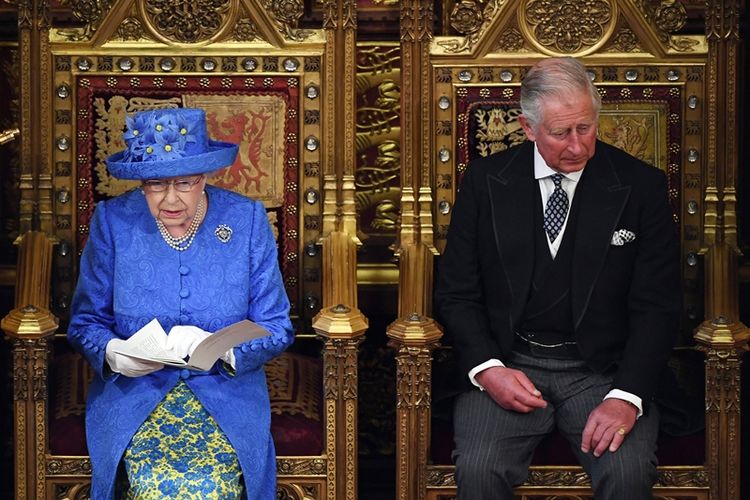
[
  {"left": 436, "top": 0, "right": 502, "bottom": 52},
  {"left": 426, "top": 467, "right": 455, "bottom": 488},
  {"left": 656, "top": 469, "right": 710, "bottom": 487},
  {"left": 606, "top": 28, "right": 643, "bottom": 52},
  {"left": 15, "top": 403, "right": 27, "bottom": 499},
  {"left": 261, "top": 0, "right": 311, "bottom": 41},
  {"left": 231, "top": 18, "right": 260, "bottom": 41},
  {"left": 394, "top": 345, "right": 433, "bottom": 409},
  {"left": 276, "top": 458, "right": 327, "bottom": 476},
  {"left": 56, "top": 0, "right": 114, "bottom": 40},
  {"left": 521, "top": 0, "right": 616, "bottom": 55},
  {"left": 449, "top": 0, "right": 485, "bottom": 35},
  {"left": 116, "top": 17, "right": 145, "bottom": 41},
  {"left": 322, "top": 338, "right": 360, "bottom": 400},
  {"left": 143, "top": 0, "right": 232, "bottom": 43},
  {"left": 342, "top": 0, "right": 357, "bottom": 31},
  {"left": 652, "top": 0, "right": 687, "bottom": 33},
  {"left": 401, "top": 0, "right": 434, "bottom": 43},
  {"left": 427, "top": 466, "right": 708, "bottom": 490},
  {"left": 495, "top": 27, "right": 525, "bottom": 52},
  {"left": 703, "top": 349, "right": 741, "bottom": 413},
  {"left": 31, "top": 340, "right": 49, "bottom": 401},
  {"left": 320, "top": 335, "right": 361, "bottom": 499},
  {"left": 53, "top": 482, "right": 91, "bottom": 500},
  {"left": 12, "top": 339, "right": 29, "bottom": 401},
  {"left": 18, "top": 0, "right": 32, "bottom": 29},
  {"left": 525, "top": 469, "right": 591, "bottom": 486},
  {"left": 47, "top": 457, "right": 93, "bottom": 476},
  {"left": 277, "top": 482, "right": 321, "bottom": 500},
  {"left": 322, "top": 0, "right": 337, "bottom": 30}
]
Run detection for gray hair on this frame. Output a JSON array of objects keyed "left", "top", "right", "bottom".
[{"left": 520, "top": 57, "right": 601, "bottom": 131}]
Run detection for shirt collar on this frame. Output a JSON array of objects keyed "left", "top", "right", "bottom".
[{"left": 532, "top": 142, "right": 584, "bottom": 183}]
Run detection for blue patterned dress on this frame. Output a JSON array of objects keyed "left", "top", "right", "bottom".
[{"left": 68, "top": 185, "right": 294, "bottom": 499}]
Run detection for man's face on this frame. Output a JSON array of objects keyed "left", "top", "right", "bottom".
[{"left": 519, "top": 91, "right": 598, "bottom": 173}]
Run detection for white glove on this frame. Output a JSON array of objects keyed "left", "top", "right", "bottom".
[
  {"left": 105, "top": 338, "right": 164, "bottom": 377},
  {"left": 221, "top": 347, "right": 236, "bottom": 369},
  {"left": 166, "top": 325, "right": 212, "bottom": 359},
  {"left": 167, "top": 325, "right": 236, "bottom": 369}
]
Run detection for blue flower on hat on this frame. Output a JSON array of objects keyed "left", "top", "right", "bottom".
[
  {"left": 153, "top": 124, "right": 186, "bottom": 161},
  {"left": 175, "top": 112, "right": 200, "bottom": 146},
  {"left": 122, "top": 112, "right": 153, "bottom": 162}
]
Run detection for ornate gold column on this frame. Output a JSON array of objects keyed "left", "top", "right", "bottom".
[
  {"left": 313, "top": 305, "right": 367, "bottom": 500},
  {"left": 694, "top": 2, "right": 748, "bottom": 500},
  {"left": 315, "top": 2, "right": 368, "bottom": 499},
  {"left": 388, "top": 313, "right": 442, "bottom": 500},
  {"left": 17, "top": 0, "right": 53, "bottom": 232},
  {"left": 387, "top": 2, "right": 442, "bottom": 500},
  {"left": 1, "top": 231, "right": 59, "bottom": 500}
]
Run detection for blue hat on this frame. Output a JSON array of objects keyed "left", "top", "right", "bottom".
[{"left": 105, "top": 108, "right": 239, "bottom": 180}]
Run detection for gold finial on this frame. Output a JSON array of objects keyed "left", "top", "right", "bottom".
[{"left": 0, "top": 128, "right": 20, "bottom": 145}]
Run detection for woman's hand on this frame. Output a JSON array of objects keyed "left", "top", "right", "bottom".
[
  {"left": 166, "top": 325, "right": 212, "bottom": 359},
  {"left": 105, "top": 339, "right": 164, "bottom": 377}
]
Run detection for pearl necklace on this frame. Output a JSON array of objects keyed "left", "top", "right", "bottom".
[{"left": 155, "top": 195, "right": 205, "bottom": 252}]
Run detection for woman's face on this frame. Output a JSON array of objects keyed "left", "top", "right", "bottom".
[{"left": 142, "top": 174, "right": 207, "bottom": 236}]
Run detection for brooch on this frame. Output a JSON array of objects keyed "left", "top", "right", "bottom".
[{"left": 215, "top": 224, "right": 233, "bottom": 243}]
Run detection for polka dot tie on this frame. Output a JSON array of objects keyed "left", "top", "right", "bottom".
[{"left": 543, "top": 173, "right": 569, "bottom": 242}]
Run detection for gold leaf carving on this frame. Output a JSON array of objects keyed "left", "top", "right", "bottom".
[
  {"left": 276, "top": 457, "right": 327, "bottom": 475},
  {"left": 56, "top": 0, "right": 115, "bottom": 41},
  {"left": 653, "top": 0, "right": 687, "bottom": 33},
  {"left": 233, "top": 18, "right": 259, "bottom": 42},
  {"left": 450, "top": 1, "right": 484, "bottom": 35},
  {"left": 607, "top": 28, "right": 642, "bottom": 52},
  {"left": 116, "top": 17, "right": 145, "bottom": 41},
  {"left": 143, "top": 0, "right": 232, "bottom": 44},
  {"left": 495, "top": 27, "right": 526, "bottom": 52},
  {"left": 669, "top": 36, "right": 701, "bottom": 52},
  {"left": 437, "top": 0, "right": 504, "bottom": 53},
  {"left": 261, "top": 0, "right": 311, "bottom": 42},
  {"left": 523, "top": 0, "right": 615, "bottom": 54}
]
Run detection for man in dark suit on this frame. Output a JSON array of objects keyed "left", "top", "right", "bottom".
[{"left": 435, "top": 57, "right": 681, "bottom": 499}]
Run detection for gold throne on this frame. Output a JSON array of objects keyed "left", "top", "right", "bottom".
[
  {"left": 389, "top": 1, "right": 747, "bottom": 500},
  {"left": 2, "top": 1, "right": 368, "bottom": 499}
]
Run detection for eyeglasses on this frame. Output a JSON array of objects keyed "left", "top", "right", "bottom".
[{"left": 142, "top": 175, "right": 204, "bottom": 193}]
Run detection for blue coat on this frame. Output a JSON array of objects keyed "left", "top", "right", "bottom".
[{"left": 68, "top": 185, "right": 294, "bottom": 499}]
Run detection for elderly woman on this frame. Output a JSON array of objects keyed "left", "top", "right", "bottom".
[{"left": 68, "top": 107, "right": 293, "bottom": 499}]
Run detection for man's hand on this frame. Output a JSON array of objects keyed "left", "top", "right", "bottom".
[
  {"left": 475, "top": 366, "right": 547, "bottom": 413},
  {"left": 581, "top": 398, "right": 638, "bottom": 457}
]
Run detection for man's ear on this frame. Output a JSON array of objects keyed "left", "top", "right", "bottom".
[{"left": 519, "top": 115, "right": 536, "bottom": 142}]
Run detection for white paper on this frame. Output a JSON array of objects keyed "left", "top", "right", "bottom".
[{"left": 111, "top": 319, "right": 270, "bottom": 371}]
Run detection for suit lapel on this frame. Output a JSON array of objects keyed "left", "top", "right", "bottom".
[
  {"left": 486, "top": 143, "right": 536, "bottom": 325},
  {"left": 571, "top": 144, "right": 631, "bottom": 329}
]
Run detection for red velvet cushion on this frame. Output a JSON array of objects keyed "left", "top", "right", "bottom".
[
  {"left": 48, "top": 348, "right": 324, "bottom": 457},
  {"left": 430, "top": 418, "right": 705, "bottom": 466}
]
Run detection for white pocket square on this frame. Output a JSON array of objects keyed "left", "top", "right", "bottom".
[{"left": 611, "top": 229, "right": 636, "bottom": 246}]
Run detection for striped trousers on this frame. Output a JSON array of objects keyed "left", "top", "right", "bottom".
[{"left": 452, "top": 351, "right": 659, "bottom": 500}]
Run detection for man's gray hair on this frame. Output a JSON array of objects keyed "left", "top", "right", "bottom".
[{"left": 520, "top": 57, "right": 602, "bottom": 131}]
